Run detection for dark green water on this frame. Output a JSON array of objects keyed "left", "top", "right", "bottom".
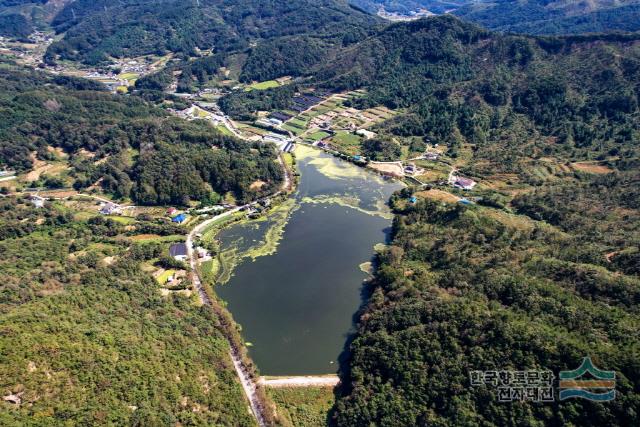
[{"left": 216, "top": 148, "right": 402, "bottom": 375}]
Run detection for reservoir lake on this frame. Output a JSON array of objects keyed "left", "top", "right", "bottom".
[{"left": 216, "top": 146, "right": 403, "bottom": 375}]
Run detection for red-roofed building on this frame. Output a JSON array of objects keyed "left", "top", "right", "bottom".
[{"left": 454, "top": 176, "right": 477, "bottom": 190}]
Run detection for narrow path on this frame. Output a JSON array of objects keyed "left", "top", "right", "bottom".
[
  {"left": 447, "top": 166, "right": 458, "bottom": 185},
  {"left": 260, "top": 375, "right": 340, "bottom": 388}
]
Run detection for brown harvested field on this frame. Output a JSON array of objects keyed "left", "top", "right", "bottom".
[
  {"left": 47, "top": 146, "right": 68, "bottom": 159},
  {"left": 39, "top": 190, "right": 77, "bottom": 198},
  {"left": 416, "top": 168, "right": 449, "bottom": 182},
  {"left": 24, "top": 154, "right": 52, "bottom": 181},
  {"left": 369, "top": 107, "right": 394, "bottom": 118},
  {"left": 570, "top": 162, "right": 614, "bottom": 174},
  {"left": 416, "top": 189, "right": 460, "bottom": 203},
  {"left": 368, "top": 162, "right": 404, "bottom": 177},
  {"left": 250, "top": 180, "right": 266, "bottom": 190}
]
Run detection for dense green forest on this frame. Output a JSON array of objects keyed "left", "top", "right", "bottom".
[
  {"left": 454, "top": 0, "right": 640, "bottom": 35},
  {"left": 0, "top": 196, "right": 255, "bottom": 425},
  {"left": 334, "top": 180, "right": 640, "bottom": 425},
  {"left": 0, "top": 0, "right": 62, "bottom": 37},
  {"left": 351, "top": 0, "right": 640, "bottom": 35},
  {"left": 0, "top": 13, "right": 31, "bottom": 37},
  {"left": 0, "top": 65, "right": 282, "bottom": 205},
  {"left": 43, "top": 0, "right": 378, "bottom": 67}
]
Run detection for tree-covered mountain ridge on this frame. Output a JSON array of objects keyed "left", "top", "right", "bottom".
[
  {"left": 350, "top": 0, "right": 640, "bottom": 35},
  {"left": 41, "top": 0, "right": 380, "bottom": 66}
]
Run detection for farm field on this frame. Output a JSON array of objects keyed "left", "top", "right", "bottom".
[
  {"left": 282, "top": 123, "right": 305, "bottom": 135},
  {"left": 246, "top": 80, "right": 280, "bottom": 91},
  {"left": 268, "top": 386, "right": 335, "bottom": 427},
  {"left": 215, "top": 125, "right": 235, "bottom": 136},
  {"left": 118, "top": 72, "right": 139, "bottom": 83},
  {"left": 308, "top": 130, "right": 332, "bottom": 141},
  {"left": 329, "top": 131, "right": 362, "bottom": 155}
]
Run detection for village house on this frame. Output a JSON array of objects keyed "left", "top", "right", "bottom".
[
  {"left": 169, "top": 243, "right": 189, "bottom": 262},
  {"left": 454, "top": 176, "right": 477, "bottom": 190},
  {"left": 196, "top": 247, "right": 209, "bottom": 259},
  {"left": 356, "top": 129, "right": 377, "bottom": 140},
  {"left": 172, "top": 213, "right": 187, "bottom": 224},
  {"left": 30, "top": 195, "right": 45, "bottom": 208},
  {"left": 99, "top": 202, "right": 121, "bottom": 215}
]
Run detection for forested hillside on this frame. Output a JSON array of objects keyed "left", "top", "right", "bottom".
[
  {"left": 0, "top": 196, "right": 255, "bottom": 426},
  {"left": 312, "top": 15, "right": 640, "bottom": 426},
  {"left": 334, "top": 181, "right": 640, "bottom": 425},
  {"left": 0, "top": 65, "right": 282, "bottom": 205},
  {"left": 454, "top": 0, "right": 640, "bottom": 35},
  {"left": 309, "top": 16, "right": 640, "bottom": 181},
  {"left": 43, "top": 0, "right": 379, "bottom": 68},
  {"left": 0, "top": 0, "right": 69, "bottom": 37},
  {"left": 351, "top": 0, "right": 640, "bottom": 35}
]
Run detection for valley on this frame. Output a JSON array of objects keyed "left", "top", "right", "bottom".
[{"left": 0, "top": 1, "right": 639, "bottom": 426}]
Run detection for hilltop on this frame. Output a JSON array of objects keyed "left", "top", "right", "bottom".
[
  {"left": 351, "top": 0, "right": 640, "bottom": 34},
  {"left": 42, "top": 0, "right": 379, "bottom": 66}
]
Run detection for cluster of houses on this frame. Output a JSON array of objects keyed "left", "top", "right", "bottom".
[
  {"left": 113, "top": 59, "right": 149, "bottom": 76},
  {"left": 29, "top": 195, "right": 46, "bottom": 208},
  {"left": 169, "top": 242, "right": 210, "bottom": 263},
  {"left": 421, "top": 152, "right": 440, "bottom": 161}
]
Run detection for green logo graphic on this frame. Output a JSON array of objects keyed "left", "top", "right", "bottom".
[{"left": 559, "top": 357, "right": 615, "bottom": 401}]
